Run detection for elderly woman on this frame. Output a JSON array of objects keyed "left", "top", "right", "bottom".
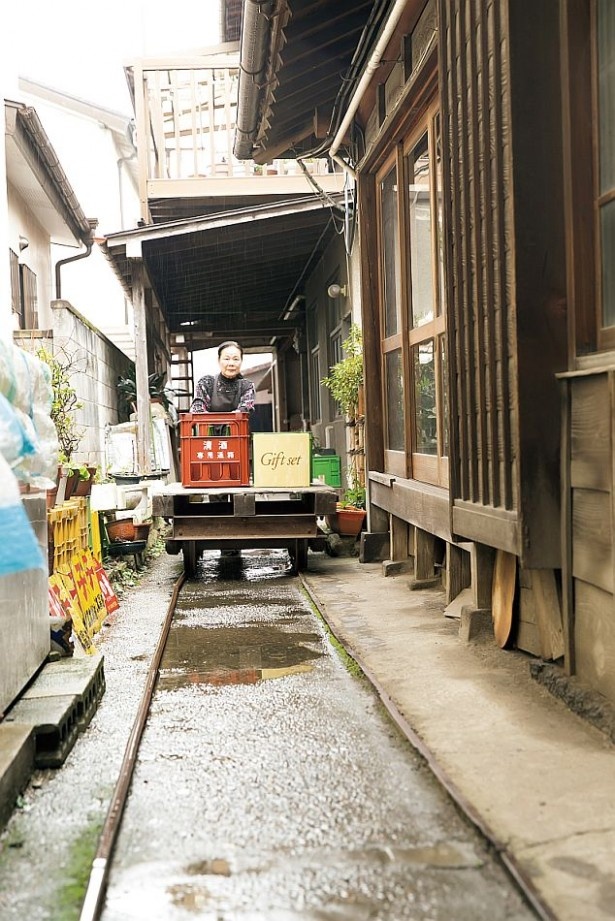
[{"left": 190, "top": 340, "right": 255, "bottom": 415}]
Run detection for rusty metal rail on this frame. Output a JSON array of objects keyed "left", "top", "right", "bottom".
[{"left": 79, "top": 570, "right": 187, "bottom": 921}]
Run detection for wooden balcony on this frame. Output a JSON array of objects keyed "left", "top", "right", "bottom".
[{"left": 131, "top": 54, "right": 344, "bottom": 221}]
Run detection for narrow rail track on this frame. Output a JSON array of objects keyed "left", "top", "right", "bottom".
[
  {"left": 79, "top": 571, "right": 187, "bottom": 921},
  {"left": 76, "top": 552, "right": 542, "bottom": 921}
]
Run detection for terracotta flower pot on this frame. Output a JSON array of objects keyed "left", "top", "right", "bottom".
[
  {"left": 72, "top": 467, "right": 97, "bottom": 497},
  {"left": 326, "top": 506, "right": 366, "bottom": 537},
  {"left": 106, "top": 519, "right": 137, "bottom": 542}
]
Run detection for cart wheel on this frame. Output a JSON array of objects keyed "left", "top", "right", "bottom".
[
  {"left": 289, "top": 538, "right": 309, "bottom": 574},
  {"left": 182, "top": 541, "right": 198, "bottom": 577}
]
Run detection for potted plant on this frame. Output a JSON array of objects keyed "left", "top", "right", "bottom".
[
  {"left": 327, "top": 473, "right": 367, "bottom": 537},
  {"left": 321, "top": 323, "right": 363, "bottom": 423},
  {"left": 321, "top": 324, "right": 367, "bottom": 536},
  {"left": 116, "top": 366, "right": 175, "bottom": 418}
]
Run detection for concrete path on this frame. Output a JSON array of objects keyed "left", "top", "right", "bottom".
[{"left": 301, "top": 555, "right": 615, "bottom": 921}]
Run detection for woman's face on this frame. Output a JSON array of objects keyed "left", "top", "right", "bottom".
[{"left": 218, "top": 346, "right": 243, "bottom": 379}]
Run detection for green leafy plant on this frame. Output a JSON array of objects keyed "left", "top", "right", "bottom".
[
  {"left": 340, "top": 482, "right": 366, "bottom": 510},
  {"left": 322, "top": 325, "right": 366, "bottom": 508},
  {"left": 36, "top": 346, "right": 84, "bottom": 463},
  {"left": 61, "top": 461, "right": 91, "bottom": 481},
  {"left": 116, "top": 366, "right": 174, "bottom": 416},
  {"left": 321, "top": 324, "right": 363, "bottom": 420}
]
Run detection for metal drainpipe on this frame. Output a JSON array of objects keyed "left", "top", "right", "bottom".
[
  {"left": 117, "top": 154, "right": 136, "bottom": 229},
  {"left": 55, "top": 239, "right": 94, "bottom": 300},
  {"left": 234, "top": 0, "right": 276, "bottom": 160},
  {"left": 329, "top": 0, "right": 408, "bottom": 160}
]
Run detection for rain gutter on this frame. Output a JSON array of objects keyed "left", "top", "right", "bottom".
[
  {"left": 5, "top": 102, "right": 98, "bottom": 297},
  {"left": 55, "top": 231, "right": 96, "bottom": 300},
  {"left": 329, "top": 0, "right": 409, "bottom": 159},
  {"left": 233, "top": 0, "right": 278, "bottom": 160},
  {"left": 5, "top": 102, "right": 94, "bottom": 242}
]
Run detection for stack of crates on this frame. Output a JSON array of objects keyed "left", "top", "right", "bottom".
[
  {"left": 48, "top": 498, "right": 88, "bottom": 575},
  {"left": 180, "top": 413, "right": 250, "bottom": 488}
]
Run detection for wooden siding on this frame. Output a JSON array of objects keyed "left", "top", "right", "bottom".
[
  {"left": 569, "top": 373, "right": 614, "bottom": 596},
  {"left": 575, "top": 580, "right": 615, "bottom": 703},
  {"left": 370, "top": 477, "right": 451, "bottom": 543},
  {"left": 562, "top": 369, "right": 615, "bottom": 699},
  {"left": 438, "top": 0, "right": 516, "bottom": 516},
  {"left": 439, "top": 0, "right": 567, "bottom": 567}
]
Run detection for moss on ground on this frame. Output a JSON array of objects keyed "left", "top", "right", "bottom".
[
  {"left": 302, "top": 588, "right": 365, "bottom": 679},
  {"left": 54, "top": 818, "right": 103, "bottom": 921}
]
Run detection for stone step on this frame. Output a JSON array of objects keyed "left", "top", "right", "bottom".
[
  {"left": 1, "top": 654, "right": 105, "bottom": 780},
  {"left": 7, "top": 695, "right": 81, "bottom": 769},
  {"left": 0, "top": 724, "right": 35, "bottom": 830}
]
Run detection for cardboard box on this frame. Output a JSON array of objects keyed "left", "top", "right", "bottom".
[{"left": 252, "top": 433, "right": 312, "bottom": 487}]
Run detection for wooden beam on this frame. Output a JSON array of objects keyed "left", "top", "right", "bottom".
[{"left": 131, "top": 259, "right": 152, "bottom": 475}]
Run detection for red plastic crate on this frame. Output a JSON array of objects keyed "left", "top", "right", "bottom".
[{"left": 180, "top": 413, "right": 250, "bottom": 487}]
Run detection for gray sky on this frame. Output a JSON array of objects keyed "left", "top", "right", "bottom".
[{"left": 6, "top": 0, "right": 221, "bottom": 113}]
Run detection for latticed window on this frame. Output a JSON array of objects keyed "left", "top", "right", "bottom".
[
  {"left": 21, "top": 265, "right": 38, "bottom": 329},
  {"left": 9, "top": 250, "right": 38, "bottom": 330}
]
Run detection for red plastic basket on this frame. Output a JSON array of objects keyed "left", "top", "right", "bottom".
[{"left": 180, "top": 413, "right": 250, "bottom": 487}]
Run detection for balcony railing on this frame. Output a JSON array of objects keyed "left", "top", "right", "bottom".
[{"left": 134, "top": 58, "right": 335, "bottom": 187}]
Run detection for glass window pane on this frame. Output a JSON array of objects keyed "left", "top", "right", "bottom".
[
  {"left": 408, "top": 134, "right": 435, "bottom": 328},
  {"left": 598, "top": 0, "right": 615, "bottom": 194},
  {"left": 385, "top": 349, "right": 405, "bottom": 451},
  {"left": 601, "top": 200, "right": 615, "bottom": 327},
  {"left": 381, "top": 165, "right": 400, "bottom": 337},
  {"left": 413, "top": 340, "right": 437, "bottom": 455}
]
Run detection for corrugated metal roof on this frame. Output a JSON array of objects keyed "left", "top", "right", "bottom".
[
  {"left": 236, "top": 0, "right": 385, "bottom": 162},
  {"left": 102, "top": 194, "right": 342, "bottom": 350}
]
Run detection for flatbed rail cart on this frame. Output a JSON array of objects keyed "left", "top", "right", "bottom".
[
  {"left": 154, "top": 483, "right": 338, "bottom": 576},
  {"left": 153, "top": 413, "right": 338, "bottom": 576}
]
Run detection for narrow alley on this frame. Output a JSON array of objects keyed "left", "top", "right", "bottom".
[{"left": 0, "top": 551, "right": 534, "bottom": 920}]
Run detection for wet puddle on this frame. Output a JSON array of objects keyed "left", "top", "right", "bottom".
[{"left": 157, "top": 622, "right": 323, "bottom": 689}]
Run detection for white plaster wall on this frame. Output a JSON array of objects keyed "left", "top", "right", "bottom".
[
  {"left": 7, "top": 185, "right": 54, "bottom": 328},
  {"left": 18, "top": 90, "right": 139, "bottom": 337}
]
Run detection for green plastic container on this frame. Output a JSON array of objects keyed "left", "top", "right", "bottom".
[{"left": 311, "top": 454, "right": 342, "bottom": 487}]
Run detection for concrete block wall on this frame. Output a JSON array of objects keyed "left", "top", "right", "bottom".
[
  {"left": 15, "top": 301, "right": 133, "bottom": 471},
  {"left": 50, "top": 301, "right": 133, "bottom": 468}
]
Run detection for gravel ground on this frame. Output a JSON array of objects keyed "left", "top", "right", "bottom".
[
  {"left": 0, "top": 553, "right": 184, "bottom": 921},
  {"left": 0, "top": 550, "right": 535, "bottom": 921}
]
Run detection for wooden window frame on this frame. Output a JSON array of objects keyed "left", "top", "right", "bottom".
[
  {"left": 562, "top": 0, "right": 615, "bottom": 359},
  {"left": 377, "top": 147, "right": 410, "bottom": 478},
  {"left": 375, "top": 99, "right": 448, "bottom": 488},
  {"left": 592, "top": 0, "right": 615, "bottom": 350}
]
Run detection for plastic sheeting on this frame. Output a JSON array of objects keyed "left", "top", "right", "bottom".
[{"left": 0, "top": 340, "right": 58, "bottom": 488}]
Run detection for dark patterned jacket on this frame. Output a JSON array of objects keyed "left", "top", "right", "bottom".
[{"left": 190, "top": 374, "right": 255, "bottom": 414}]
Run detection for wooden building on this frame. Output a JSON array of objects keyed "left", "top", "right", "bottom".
[{"left": 233, "top": 0, "right": 615, "bottom": 704}]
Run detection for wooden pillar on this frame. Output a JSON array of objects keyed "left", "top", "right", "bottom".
[
  {"left": 390, "top": 514, "right": 410, "bottom": 562},
  {"left": 446, "top": 542, "right": 470, "bottom": 605},
  {"left": 358, "top": 175, "right": 385, "bottom": 532},
  {"left": 470, "top": 542, "right": 496, "bottom": 610},
  {"left": 130, "top": 257, "right": 152, "bottom": 474},
  {"left": 560, "top": 376, "right": 574, "bottom": 675},
  {"left": 414, "top": 528, "right": 436, "bottom": 581}
]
